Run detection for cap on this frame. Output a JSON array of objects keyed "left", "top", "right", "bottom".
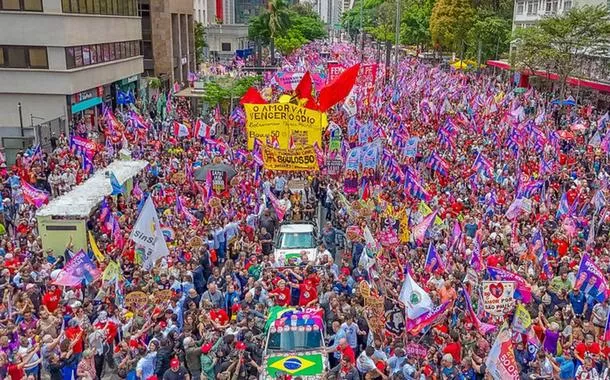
[
  {"left": 235, "top": 341, "right": 247, "bottom": 350},
  {"left": 170, "top": 357, "right": 180, "bottom": 368}
]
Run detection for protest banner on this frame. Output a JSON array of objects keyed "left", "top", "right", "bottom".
[
  {"left": 244, "top": 103, "right": 327, "bottom": 150},
  {"left": 405, "top": 344, "right": 428, "bottom": 359},
  {"left": 404, "top": 137, "right": 419, "bottom": 157},
  {"left": 482, "top": 281, "right": 516, "bottom": 316},
  {"left": 21, "top": 178, "right": 48, "bottom": 208},
  {"left": 53, "top": 250, "right": 101, "bottom": 287},
  {"left": 210, "top": 169, "right": 227, "bottom": 192},
  {"left": 486, "top": 329, "right": 520, "bottom": 380},
  {"left": 273, "top": 71, "right": 326, "bottom": 91},
  {"left": 326, "top": 158, "right": 343, "bottom": 177},
  {"left": 262, "top": 145, "right": 319, "bottom": 171},
  {"left": 124, "top": 291, "right": 149, "bottom": 311},
  {"left": 512, "top": 304, "right": 532, "bottom": 334},
  {"left": 153, "top": 289, "right": 174, "bottom": 304},
  {"left": 378, "top": 229, "right": 399, "bottom": 247},
  {"left": 327, "top": 62, "right": 344, "bottom": 83},
  {"left": 102, "top": 260, "right": 121, "bottom": 284},
  {"left": 287, "top": 179, "right": 308, "bottom": 192}
]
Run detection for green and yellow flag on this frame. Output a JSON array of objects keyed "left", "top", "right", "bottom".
[
  {"left": 102, "top": 260, "right": 121, "bottom": 284},
  {"left": 266, "top": 354, "right": 324, "bottom": 377},
  {"left": 88, "top": 231, "right": 105, "bottom": 263}
]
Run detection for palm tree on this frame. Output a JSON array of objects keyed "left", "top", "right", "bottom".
[{"left": 261, "top": 0, "right": 290, "bottom": 65}]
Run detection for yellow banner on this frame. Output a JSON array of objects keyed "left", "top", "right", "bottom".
[
  {"left": 244, "top": 103, "right": 327, "bottom": 150},
  {"left": 262, "top": 145, "right": 319, "bottom": 171},
  {"left": 102, "top": 260, "right": 121, "bottom": 283},
  {"left": 418, "top": 201, "right": 443, "bottom": 225}
]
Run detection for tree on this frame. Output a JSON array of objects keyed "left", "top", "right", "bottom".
[
  {"left": 249, "top": 2, "right": 326, "bottom": 62},
  {"left": 465, "top": 13, "right": 511, "bottom": 63},
  {"left": 194, "top": 21, "right": 206, "bottom": 65},
  {"left": 429, "top": 0, "right": 476, "bottom": 53},
  {"left": 401, "top": 0, "right": 435, "bottom": 50},
  {"left": 261, "top": 0, "right": 291, "bottom": 64},
  {"left": 203, "top": 75, "right": 262, "bottom": 107},
  {"left": 511, "top": 5, "right": 610, "bottom": 96}
]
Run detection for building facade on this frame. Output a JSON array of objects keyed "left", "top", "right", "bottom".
[
  {"left": 194, "top": 0, "right": 209, "bottom": 25},
  {"left": 0, "top": 0, "right": 143, "bottom": 146},
  {"left": 139, "top": 0, "right": 195, "bottom": 84},
  {"left": 511, "top": 0, "right": 610, "bottom": 84}
]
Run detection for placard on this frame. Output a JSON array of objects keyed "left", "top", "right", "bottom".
[
  {"left": 262, "top": 145, "right": 319, "bottom": 171},
  {"left": 124, "top": 291, "right": 149, "bottom": 311},
  {"left": 405, "top": 343, "right": 428, "bottom": 358},
  {"left": 482, "top": 281, "right": 516, "bottom": 316}
]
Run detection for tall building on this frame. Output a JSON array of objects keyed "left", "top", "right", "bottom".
[
  {"left": 0, "top": 0, "right": 143, "bottom": 146},
  {"left": 203, "top": 0, "right": 261, "bottom": 61},
  {"left": 139, "top": 0, "right": 195, "bottom": 84}
]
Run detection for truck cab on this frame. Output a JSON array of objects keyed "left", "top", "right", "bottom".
[
  {"left": 261, "top": 307, "right": 329, "bottom": 379},
  {"left": 273, "top": 222, "right": 319, "bottom": 266}
]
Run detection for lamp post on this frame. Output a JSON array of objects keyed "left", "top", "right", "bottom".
[{"left": 17, "top": 102, "right": 24, "bottom": 137}]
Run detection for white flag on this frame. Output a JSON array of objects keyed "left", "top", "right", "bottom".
[
  {"left": 129, "top": 197, "right": 169, "bottom": 270},
  {"left": 399, "top": 271, "right": 433, "bottom": 319}
]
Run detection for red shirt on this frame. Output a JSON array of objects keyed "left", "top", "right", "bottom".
[
  {"left": 298, "top": 284, "right": 318, "bottom": 306},
  {"left": 338, "top": 344, "right": 355, "bottom": 364},
  {"left": 576, "top": 342, "right": 600, "bottom": 358},
  {"left": 443, "top": 342, "right": 462, "bottom": 363},
  {"left": 7, "top": 364, "right": 25, "bottom": 380},
  {"left": 270, "top": 287, "right": 291, "bottom": 306},
  {"left": 94, "top": 320, "right": 118, "bottom": 344},
  {"left": 42, "top": 288, "right": 62, "bottom": 313},
  {"left": 65, "top": 326, "right": 84, "bottom": 353}
]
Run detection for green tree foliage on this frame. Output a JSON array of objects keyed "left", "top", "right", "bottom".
[
  {"left": 248, "top": 1, "right": 326, "bottom": 61},
  {"left": 511, "top": 5, "right": 610, "bottom": 95},
  {"left": 401, "top": 0, "right": 434, "bottom": 49},
  {"left": 194, "top": 21, "right": 206, "bottom": 65},
  {"left": 466, "top": 13, "right": 511, "bottom": 61},
  {"left": 203, "top": 75, "right": 262, "bottom": 107},
  {"left": 429, "top": 0, "right": 476, "bottom": 51}
]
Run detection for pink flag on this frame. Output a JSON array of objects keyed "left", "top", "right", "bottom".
[
  {"left": 21, "top": 178, "right": 48, "bottom": 208},
  {"left": 411, "top": 210, "right": 437, "bottom": 246}
]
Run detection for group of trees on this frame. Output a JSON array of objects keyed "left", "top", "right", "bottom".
[
  {"left": 342, "top": 0, "right": 513, "bottom": 63},
  {"left": 511, "top": 5, "right": 610, "bottom": 96},
  {"left": 248, "top": 0, "right": 327, "bottom": 60}
]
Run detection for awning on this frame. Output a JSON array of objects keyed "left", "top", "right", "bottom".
[{"left": 486, "top": 60, "right": 610, "bottom": 93}]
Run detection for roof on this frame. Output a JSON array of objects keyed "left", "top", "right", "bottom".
[
  {"left": 279, "top": 224, "right": 315, "bottom": 233},
  {"left": 36, "top": 159, "right": 148, "bottom": 218}
]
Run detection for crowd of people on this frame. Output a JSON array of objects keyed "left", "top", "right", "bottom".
[{"left": 0, "top": 41, "right": 608, "bottom": 380}]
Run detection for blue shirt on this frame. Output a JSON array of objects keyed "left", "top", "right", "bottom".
[
  {"left": 556, "top": 356, "right": 575, "bottom": 379},
  {"left": 341, "top": 322, "right": 359, "bottom": 348},
  {"left": 569, "top": 291, "right": 586, "bottom": 315}
]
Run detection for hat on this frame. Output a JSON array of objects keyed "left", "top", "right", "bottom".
[
  {"left": 170, "top": 357, "right": 180, "bottom": 368},
  {"left": 201, "top": 343, "right": 212, "bottom": 354},
  {"left": 235, "top": 341, "right": 247, "bottom": 350},
  {"left": 442, "top": 354, "right": 454, "bottom": 364}
]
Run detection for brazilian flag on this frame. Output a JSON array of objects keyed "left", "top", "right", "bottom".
[{"left": 266, "top": 354, "right": 324, "bottom": 377}]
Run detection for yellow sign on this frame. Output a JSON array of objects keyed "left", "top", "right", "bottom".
[
  {"left": 262, "top": 145, "right": 319, "bottom": 171},
  {"left": 102, "top": 260, "right": 121, "bottom": 283},
  {"left": 124, "top": 291, "right": 149, "bottom": 311},
  {"left": 244, "top": 103, "right": 327, "bottom": 150}
]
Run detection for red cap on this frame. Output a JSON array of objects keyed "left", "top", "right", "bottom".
[
  {"left": 231, "top": 303, "right": 240, "bottom": 312},
  {"left": 235, "top": 341, "right": 247, "bottom": 350},
  {"left": 159, "top": 321, "right": 167, "bottom": 329},
  {"left": 170, "top": 358, "right": 180, "bottom": 368}
]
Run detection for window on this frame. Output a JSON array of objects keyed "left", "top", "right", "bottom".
[
  {"left": 516, "top": 1, "right": 524, "bottom": 14},
  {"left": 563, "top": 0, "right": 571, "bottom": 10},
  {"left": 102, "top": 44, "right": 110, "bottom": 61},
  {"left": 1, "top": 0, "right": 20, "bottom": 9},
  {"left": 7, "top": 47, "right": 26, "bottom": 68},
  {"left": 66, "top": 47, "right": 75, "bottom": 69},
  {"left": 221, "top": 42, "right": 232, "bottom": 52},
  {"left": 86, "top": 0, "right": 93, "bottom": 12},
  {"left": 0, "top": 49, "right": 4, "bottom": 66},
  {"left": 527, "top": 0, "right": 538, "bottom": 14},
  {"left": 78, "top": 0, "right": 86, "bottom": 12},
  {"left": 82, "top": 46, "right": 91, "bottom": 65},
  {"left": 92, "top": 0, "right": 100, "bottom": 13},
  {"left": 70, "top": 0, "right": 77, "bottom": 12},
  {"left": 99, "top": 0, "right": 106, "bottom": 13},
  {"left": 28, "top": 47, "right": 47, "bottom": 68},
  {"left": 61, "top": 0, "right": 70, "bottom": 11},
  {"left": 90, "top": 45, "right": 97, "bottom": 64},
  {"left": 23, "top": 0, "right": 42, "bottom": 10},
  {"left": 74, "top": 46, "right": 82, "bottom": 66},
  {"left": 545, "top": 0, "right": 552, "bottom": 12}
]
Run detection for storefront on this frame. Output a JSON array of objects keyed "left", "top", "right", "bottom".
[
  {"left": 68, "top": 85, "right": 112, "bottom": 138},
  {"left": 113, "top": 74, "right": 140, "bottom": 108}
]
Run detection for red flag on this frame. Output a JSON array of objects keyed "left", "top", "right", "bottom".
[
  {"left": 240, "top": 87, "right": 267, "bottom": 104},
  {"left": 317, "top": 63, "right": 360, "bottom": 112},
  {"left": 295, "top": 72, "right": 313, "bottom": 100}
]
